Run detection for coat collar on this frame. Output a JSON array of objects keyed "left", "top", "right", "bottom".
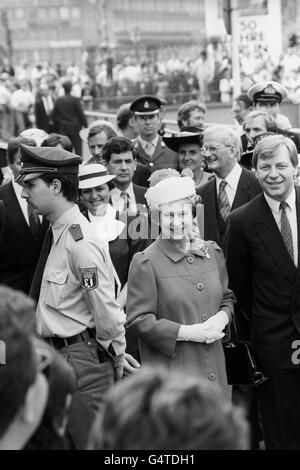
[{"left": 156, "top": 236, "right": 210, "bottom": 262}]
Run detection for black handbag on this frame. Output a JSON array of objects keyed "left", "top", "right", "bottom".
[{"left": 222, "top": 316, "right": 268, "bottom": 386}]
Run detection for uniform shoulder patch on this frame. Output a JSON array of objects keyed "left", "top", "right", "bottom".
[
  {"left": 80, "top": 267, "right": 98, "bottom": 290},
  {"left": 69, "top": 224, "right": 84, "bottom": 241}
]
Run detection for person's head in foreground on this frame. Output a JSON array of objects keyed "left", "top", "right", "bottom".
[
  {"left": 88, "top": 366, "right": 249, "bottom": 450},
  {"left": 0, "top": 286, "right": 49, "bottom": 450}
]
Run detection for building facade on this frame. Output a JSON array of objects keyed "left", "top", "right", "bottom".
[{"left": 0, "top": 0, "right": 205, "bottom": 66}]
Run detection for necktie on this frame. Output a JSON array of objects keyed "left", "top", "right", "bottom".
[
  {"left": 144, "top": 142, "right": 153, "bottom": 157},
  {"left": 27, "top": 202, "right": 41, "bottom": 240},
  {"left": 120, "top": 191, "right": 130, "bottom": 212},
  {"left": 29, "top": 227, "right": 53, "bottom": 302},
  {"left": 280, "top": 201, "right": 294, "bottom": 262},
  {"left": 218, "top": 180, "right": 231, "bottom": 223}
]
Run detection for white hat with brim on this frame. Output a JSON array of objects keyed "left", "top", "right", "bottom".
[
  {"left": 145, "top": 176, "right": 195, "bottom": 208},
  {"left": 79, "top": 120, "right": 118, "bottom": 143},
  {"left": 78, "top": 163, "right": 115, "bottom": 189}
]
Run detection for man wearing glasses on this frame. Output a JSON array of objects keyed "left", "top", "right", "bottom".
[{"left": 196, "top": 126, "right": 261, "bottom": 251}]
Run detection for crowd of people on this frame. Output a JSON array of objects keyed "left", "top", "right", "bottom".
[
  {"left": 1, "top": 72, "right": 300, "bottom": 451},
  {"left": 2, "top": 40, "right": 300, "bottom": 138}
]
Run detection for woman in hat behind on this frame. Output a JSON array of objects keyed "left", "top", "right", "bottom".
[
  {"left": 163, "top": 128, "right": 211, "bottom": 189},
  {"left": 126, "top": 175, "right": 235, "bottom": 399},
  {"left": 78, "top": 163, "right": 151, "bottom": 367}
]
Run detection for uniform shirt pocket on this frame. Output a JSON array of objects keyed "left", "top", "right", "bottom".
[{"left": 44, "top": 268, "right": 68, "bottom": 309}]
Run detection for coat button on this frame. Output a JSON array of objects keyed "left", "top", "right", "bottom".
[
  {"left": 202, "top": 314, "right": 207, "bottom": 320},
  {"left": 208, "top": 373, "right": 216, "bottom": 381},
  {"left": 197, "top": 282, "right": 204, "bottom": 291},
  {"left": 187, "top": 255, "right": 194, "bottom": 264}
]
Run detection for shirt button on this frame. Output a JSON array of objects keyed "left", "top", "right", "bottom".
[
  {"left": 197, "top": 282, "right": 204, "bottom": 291},
  {"left": 187, "top": 255, "right": 194, "bottom": 264},
  {"left": 202, "top": 314, "right": 207, "bottom": 321},
  {"left": 208, "top": 373, "right": 216, "bottom": 381},
  {"left": 87, "top": 341, "right": 92, "bottom": 346}
]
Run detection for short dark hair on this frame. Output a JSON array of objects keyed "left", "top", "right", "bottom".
[
  {"left": 88, "top": 366, "right": 249, "bottom": 450},
  {"left": 41, "top": 134, "right": 73, "bottom": 152},
  {"left": 87, "top": 125, "right": 117, "bottom": 142},
  {"left": 62, "top": 80, "right": 72, "bottom": 94},
  {"left": 252, "top": 134, "right": 299, "bottom": 169},
  {"left": 7, "top": 137, "right": 36, "bottom": 165},
  {"left": 234, "top": 94, "right": 253, "bottom": 109},
  {"left": 102, "top": 136, "right": 137, "bottom": 164},
  {"left": 116, "top": 104, "right": 133, "bottom": 131},
  {"left": 0, "top": 286, "right": 38, "bottom": 438},
  {"left": 39, "top": 174, "right": 79, "bottom": 203}
]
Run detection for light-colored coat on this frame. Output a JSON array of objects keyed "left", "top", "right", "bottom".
[{"left": 126, "top": 236, "right": 235, "bottom": 398}]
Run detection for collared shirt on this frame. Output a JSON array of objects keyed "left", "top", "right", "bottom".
[
  {"left": 110, "top": 182, "right": 137, "bottom": 213},
  {"left": 42, "top": 95, "right": 53, "bottom": 115},
  {"left": 264, "top": 188, "right": 298, "bottom": 266},
  {"left": 36, "top": 204, "right": 126, "bottom": 363},
  {"left": 138, "top": 134, "right": 159, "bottom": 157},
  {"left": 215, "top": 162, "right": 242, "bottom": 208}
]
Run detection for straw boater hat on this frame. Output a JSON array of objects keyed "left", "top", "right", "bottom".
[
  {"left": 78, "top": 163, "right": 115, "bottom": 189},
  {"left": 145, "top": 176, "right": 195, "bottom": 208}
]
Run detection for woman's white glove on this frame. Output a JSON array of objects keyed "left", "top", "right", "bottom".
[{"left": 178, "top": 311, "right": 229, "bottom": 344}]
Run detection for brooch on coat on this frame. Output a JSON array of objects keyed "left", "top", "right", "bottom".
[{"left": 189, "top": 238, "right": 210, "bottom": 259}]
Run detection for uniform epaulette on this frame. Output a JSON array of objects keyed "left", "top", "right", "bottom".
[{"left": 69, "top": 224, "right": 84, "bottom": 241}]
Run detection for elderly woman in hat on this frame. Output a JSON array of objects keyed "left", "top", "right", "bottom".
[
  {"left": 163, "top": 128, "right": 211, "bottom": 189},
  {"left": 126, "top": 175, "right": 235, "bottom": 398}
]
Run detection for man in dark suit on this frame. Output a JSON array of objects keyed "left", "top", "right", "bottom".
[
  {"left": 52, "top": 80, "right": 87, "bottom": 155},
  {"left": 197, "top": 125, "right": 261, "bottom": 251},
  {"left": 0, "top": 136, "right": 48, "bottom": 294},
  {"left": 130, "top": 96, "right": 178, "bottom": 173},
  {"left": 102, "top": 136, "right": 148, "bottom": 216},
  {"left": 226, "top": 134, "right": 300, "bottom": 449},
  {"left": 34, "top": 83, "right": 54, "bottom": 133}
]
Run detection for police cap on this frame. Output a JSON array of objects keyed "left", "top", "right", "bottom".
[
  {"left": 16, "top": 144, "right": 82, "bottom": 182},
  {"left": 130, "top": 96, "right": 162, "bottom": 116},
  {"left": 247, "top": 81, "right": 288, "bottom": 104}
]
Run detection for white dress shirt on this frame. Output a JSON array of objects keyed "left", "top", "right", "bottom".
[
  {"left": 110, "top": 182, "right": 137, "bottom": 213},
  {"left": 264, "top": 189, "right": 298, "bottom": 266},
  {"left": 215, "top": 162, "right": 242, "bottom": 208}
]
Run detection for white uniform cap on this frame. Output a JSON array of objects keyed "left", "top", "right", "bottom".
[{"left": 145, "top": 176, "right": 195, "bottom": 208}]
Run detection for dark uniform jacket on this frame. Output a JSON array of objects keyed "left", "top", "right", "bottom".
[{"left": 133, "top": 136, "right": 178, "bottom": 172}]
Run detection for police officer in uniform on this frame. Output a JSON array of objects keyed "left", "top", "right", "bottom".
[
  {"left": 247, "top": 80, "right": 292, "bottom": 131},
  {"left": 130, "top": 96, "right": 178, "bottom": 173},
  {"left": 17, "top": 145, "right": 126, "bottom": 440}
]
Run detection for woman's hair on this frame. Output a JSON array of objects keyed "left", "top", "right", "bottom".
[{"left": 88, "top": 366, "right": 249, "bottom": 450}]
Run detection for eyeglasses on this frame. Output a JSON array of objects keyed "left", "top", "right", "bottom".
[{"left": 201, "top": 145, "right": 229, "bottom": 155}]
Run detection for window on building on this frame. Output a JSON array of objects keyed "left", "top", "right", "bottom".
[
  {"left": 37, "top": 8, "right": 47, "bottom": 20},
  {"left": 59, "top": 7, "right": 70, "bottom": 20},
  {"left": 71, "top": 7, "right": 81, "bottom": 19},
  {"left": 15, "top": 8, "right": 25, "bottom": 19},
  {"left": 48, "top": 7, "right": 58, "bottom": 19}
]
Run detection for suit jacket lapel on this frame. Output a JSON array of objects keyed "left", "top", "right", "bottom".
[
  {"left": 232, "top": 168, "right": 252, "bottom": 210},
  {"left": 202, "top": 180, "right": 221, "bottom": 244},
  {"left": 3, "top": 182, "right": 36, "bottom": 248},
  {"left": 150, "top": 138, "right": 164, "bottom": 163},
  {"left": 253, "top": 193, "right": 297, "bottom": 284}
]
